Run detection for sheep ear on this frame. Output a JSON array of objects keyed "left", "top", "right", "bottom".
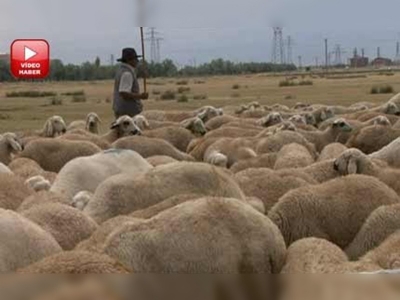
[
  {"left": 110, "top": 121, "right": 118, "bottom": 130},
  {"left": 197, "top": 110, "right": 208, "bottom": 121},
  {"left": 347, "top": 157, "right": 358, "bottom": 175},
  {"left": 180, "top": 119, "right": 192, "bottom": 129},
  {"left": 95, "top": 115, "right": 102, "bottom": 124},
  {"left": 7, "top": 137, "right": 22, "bottom": 152},
  {"left": 44, "top": 120, "right": 54, "bottom": 137},
  {"left": 320, "top": 110, "right": 327, "bottom": 121}
]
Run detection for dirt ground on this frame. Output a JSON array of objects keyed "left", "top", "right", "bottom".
[{"left": 0, "top": 72, "right": 398, "bottom": 133}]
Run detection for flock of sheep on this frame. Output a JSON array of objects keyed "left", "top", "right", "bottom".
[{"left": 2, "top": 91, "right": 400, "bottom": 298}]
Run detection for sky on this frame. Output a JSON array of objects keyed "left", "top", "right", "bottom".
[{"left": 1, "top": 0, "right": 400, "bottom": 66}]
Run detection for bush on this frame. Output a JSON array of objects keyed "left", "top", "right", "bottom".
[
  {"left": 177, "top": 94, "right": 189, "bottom": 103},
  {"left": 105, "top": 97, "right": 111, "bottom": 103},
  {"left": 231, "top": 93, "right": 240, "bottom": 98},
  {"left": 177, "top": 87, "right": 191, "bottom": 93},
  {"left": 71, "top": 94, "right": 87, "bottom": 103},
  {"left": 50, "top": 97, "right": 63, "bottom": 106},
  {"left": 370, "top": 85, "right": 395, "bottom": 94},
  {"left": 279, "top": 80, "right": 296, "bottom": 87},
  {"left": 148, "top": 81, "right": 165, "bottom": 86},
  {"left": 6, "top": 90, "right": 57, "bottom": 98},
  {"left": 232, "top": 84, "right": 240, "bottom": 90},
  {"left": 61, "top": 90, "right": 85, "bottom": 96},
  {"left": 153, "top": 90, "right": 161, "bottom": 95},
  {"left": 161, "top": 90, "right": 176, "bottom": 100},
  {"left": 299, "top": 80, "right": 313, "bottom": 86},
  {"left": 194, "top": 80, "right": 206, "bottom": 84},
  {"left": 193, "top": 94, "right": 208, "bottom": 100},
  {"left": 284, "top": 95, "right": 295, "bottom": 100},
  {"left": 176, "top": 80, "right": 189, "bottom": 85}
]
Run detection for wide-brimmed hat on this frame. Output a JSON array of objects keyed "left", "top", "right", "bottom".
[{"left": 117, "top": 48, "right": 142, "bottom": 62}]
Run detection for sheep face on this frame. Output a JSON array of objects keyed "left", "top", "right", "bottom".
[
  {"left": 333, "top": 149, "right": 365, "bottom": 175},
  {"left": 110, "top": 116, "right": 142, "bottom": 137},
  {"left": 85, "top": 113, "right": 101, "bottom": 133},
  {"left": 44, "top": 116, "right": 67, "bottom": 137},
  {"left": 373, "top": 116, "right": 391, "bottom": 126},
  {"left": 132, "top": 115, "right": 150, "bottom": 131},
  {"left": 181, "top": 117, "right": 207, "bottom": 136},
  {"left": 258, "top": 112, "right": 283, "bottom": 127},
  {"left": 321, "top": 107, "right": 335, "bottom": 121},
  {"left": 294, "top": 102, "right": 310, "bottom": 110},
  {"left": 304, "top": 113, "right": 317, "bottom": 126},
  {"left": 197, "top": 106, "right": 223, "bottom": 122},
  {"left": 1, "top": 133, "right": 23, "bottom": 153},
  {"left": 332, "top": 119, "right": 352, "bottom": 132},
  {"left": 384, "top": 102, "right": 400, "bottom": 116},
  {"left": 289, "top": 115, "right": 306, "bottom": 125}
]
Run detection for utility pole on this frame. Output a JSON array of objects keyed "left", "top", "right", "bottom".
[
  {"left": 314, "top": 57, "right": 319, "bottom": 68},
  {"left": 324, "top": 38, "right": 328, "bottom": 70},
  {"left": 272, "top": 27, "right": 285, "bottom": 64},
  {"left": 287, "top": 36, "right": 293, "bottom": 64},
  {"left": 155, "top": 37, "right": 164, "bottom": 62},
  {"left": 110, "top": 54, "right": 114, "bottom": 66},
  {"left": 298, "top": 55, "right": 302, "bottom": 69},
  {"left": 145, "top": 27, "right": 163, "bottom": 63},
  {"left": 377, "top": 46, "right": 381, "bottom": 58}
]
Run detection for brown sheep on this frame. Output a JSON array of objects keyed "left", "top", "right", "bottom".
[
  {"left": 102, "top": 115, "right": 142, "bottom": 144},
  {"left": 0, "top": 132, "right": 23, "bottom": 165},
  {"left": 0, "top": 209, "right": 62, "bottom": 272},
  {"left": 0, "top": 173, "right": 33, "bottom": 210},
  {"left": 103, "top": 197, "right": 286, "bottom": 274},
  {"left": 21, "top": 203, "right": 98, "bottom": 250},
  {"left": 17, "top": 251, "right": 129, "bottom": 274},
  {"left": 143, "top": 126, "right": 196, "bottom": 152},
  {"left": 281, "top": 238, "right": 380, "bottom": 274},
  {"left": 18, "top": 190, "right": 70, "bottom": 212},
  {"left": 346, "top": 204, "right": 400, "bottom": 261},
  {"left": 234, "top": 168, "right": 312, "bottom": 213},
  {"left": 317, "top": 143, "right": 348, "bottom": 162},
  {"left": 58, "top": 130, "right": 111, "bottom": 149},
  {"left": 268, "top": 174, "right": 400, "bottom": 248},
  {"left": 146, "top": 155, "right": 178, "bottom": 167},
  {"left": 274, "top": 143, "right": 315, "bottom": 170},
  {"left": 204, "top": 126, "right": 261, "bottom": 139},
  {"left": 230, "top": 153, "right": 278, "bottom": 173},
  {"left": 346, "top": 125, "right": 400, "bottom": 154},
  {"left": 204, "top": 115, "right": 238, "bottom": 130},
  {"left": 112, "top": 136, "right": 194, "bottom": 161},
  {"left": 18, "top": 138, "right": 102, "bottom": 173},
  {"left": 360, "top": 230, "right": 400, "bottom": 270},
  {"left": 286, "top": 159, "right": 340, "bottom": 183},
  {"left": 84, "top": 162, "right": 246, "bottom": 223}
]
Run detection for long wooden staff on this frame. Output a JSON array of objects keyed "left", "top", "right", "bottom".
[{"left": 140, "top": 27, "right": 147, "bottom": 93}]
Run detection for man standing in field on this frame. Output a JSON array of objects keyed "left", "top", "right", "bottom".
[{"left": 113, "top": 48, "right": 148, "bottom": 119}]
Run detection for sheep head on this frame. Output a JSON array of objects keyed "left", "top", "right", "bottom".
[
  {"left": 72, "top": 191, "right": 93, "bottom": 211},
  {"left": 206, "top": 151, "right": 228, "bottom": 168},
  {"left": 320, "top": 107, "right": 335, "bottom": 121},
  {"left": 180, "top": 117, "right": 207, "bottom": 136},
  {"left": 132, "top": 115, "right": 150, "bottom": 131},
  {"left": 25, "top": 175, "right": 51, "bottom": 192},
  {"left": 289, "top": 115, "right": 306, "bottom": 125},
  {"left": 383, "top": 102, "right": 400, "bottom": 116},
  {"left": 110, "top": 115, "right": 142, "bottom": 137},
  {"left": 196, "top": 106, "right": 223, "bottom": 122},
  {"left": 332, "top": 118, "right": 352, "bottom": 133},
  {"left": 372, "top": 116, "right": 391, "bottom": 126},
  {"left": 1, "top": 132, "right": 23, "bottom": 153},
  {"left": 333, "top": 148, "right": 368, "bottom": 175},
  {"left": 304, "top": 113, "right": 317, "bottom": 126},
  {"left": 43, "top": 116, "right": 67, "bottom": 137},
  {"left": 257, "top": 112, "right": 283, "bottom": 127},
  {"left": 85, "top": 112, "right": 101, "bottom": 134}
]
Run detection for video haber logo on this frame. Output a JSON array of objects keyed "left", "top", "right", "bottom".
[{"left": 10, "top": 39, "right": 50, "bottom": 79}]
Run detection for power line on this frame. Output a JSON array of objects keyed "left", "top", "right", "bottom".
[
  {"left": 145, "top": 27, "right": 163, "bottom": 63},
  {"left": 324, "top": 38, "right": 328, "bottom": 69},
  {"left": 287, "top": 36, "right": 293, "bottom": 64},
  {"left": 272, "top": 27, "right": 285, "bottom": 64}
]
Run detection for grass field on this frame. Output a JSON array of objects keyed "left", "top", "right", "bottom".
[{"left": 0, "top": 72, "right": 399, "bottom": 133}]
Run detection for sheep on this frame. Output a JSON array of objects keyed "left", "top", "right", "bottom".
[
  {"left": 58, "top": 130, "right": 111, "bottom": 150},
  {"left": 370, "top": 137, "right": 400, "bottom": 168},
  {"left": 346, "top": 125, "right": 400, "bottom": 154},
  {"left": 255, "top": 121, "right": 297, "bottom": 138},
  {"left": 8, "top": 157, "right": 57, "bottom": 184},
  {"left": 360, "top": 230, "right": 400, "bottom": 270},
  {"left": 281, "top": 238, "right": 380, "bottom": 274},
  {"left": 112, "top": 136, "right": 194, "bottom": 161},
  {"left": 297, "top": 118, "right": 353, "bottom": 153},
  {"left": 50, "top": 149, "right": 153, "bottom": 200},
  {"left": 21, "top": 203, "right": 98, "bottom": 250},
  {"left": 0, "top": 173, "right": 33, "bottom": 210},
  {"left": 103, "top": 197, "right": 286, "bottom": 274},
  {"left": 143, "top": 126, "right": 197, "bottom": 152},
  {"left": 230, "top": 153, "right": 278, "bottom": 173},
  {"left": 19, "top": 138, "right": 102, "bottom": 173},
  {"left": 345, "top": 204, "right": 400, "bottom": 261},
  {"left": 334, "top": 148, "right": 400, "bottom": 195},
  {"left": 204, "top": 126, "right": 261, "bottom": 139},
  {"left": 132, "top": 114, "right": 150, "bottom": 130},
  {"left": 187, "top": 137, "right": 220, "bottom": 160},
  {"left": 0, "top": 162, "right": 12, "bottom": 174},
  {"left": 274, "top": 143, "right": 315, "bottom": 170},
  {"left": 18, "top": 190, "right": 70, "bottom": 212},
  {"left": 84, "top": 162, "right": 246, "bottom": 224},
  {"left": 309, "top": 106, "right": 335, "bottom": 125},
  {"left": 284, "top": 159, "right": 340, "bottom": 183},
  {"left": 204, "top": 115, "right": 238, "bottom": 131},
  {"left": 0, "top": 132, "right": 23, "bottom": 165},
  {"left": 204, "top": 137, "right": 257, "bottom": 168},
  {"left": 0, "top": 208, "right": 61, "bottom": 272},
  {"left": 17, "top": 251, "right": 129, "bottom": 274},
  {"left": 234, "top": 168, "right": 313, "bottom": 213},
  {"left": 256, "top": 130, "right": 317, "bottom": 158},
  {"left": 180, "top": 116, "right": 208, "bottom": 136},
  {"left": 256, "top": 112, "right": 283, "bottom": 127},
  {"left": 19, "top": 116, "right": 67, "bottom": 144},
  {"left": 67, "top": 112, "right": 102, "bottom": 134},
  {"left": 71, "top": 191, "right": 93, "bottom": 211},
  {"left": 102, "top": 115, "right": 142, "bottom": 144},
  {"left": 268, "top": 174, "right": 400, "bottom": 248},
  {"left": 317, "top": 143, "right": 348, "bottom": 162},
  {"left": 146, "top": 155, "right": 178, "bottom": 167},
  {"left": 143, "top": 106, "right": 222, "bottom": 123},
  {"left": 25, "top": 175, "right": 51, "bottom": 192}
]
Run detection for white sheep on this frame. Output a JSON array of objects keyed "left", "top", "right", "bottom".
[
  {"left": 25, "top": 175, "right": 51, "bottom": 192},
  {"left": 274, "top": 143, "right": 315, "bottom": 170},
  {"left": 71, "top": 191, "right": 94, "bottom": 211},
  {"left": 50, "top": 149, "right": 153, "bottom": 200},
  {"left": 0, "top": 132, "right": 23, "bottom": 165},
  {"left": 132, "top": 114, "right": 150, "bottom": 131},
  {"left": 67, "top": 112, "right": 102, "bottom": 134},
  {"left": 102, "top": 115, "right": 142, "bottom": 144},
  {"left": 20, "top": 116, "right": 67, "bottom": 144},
  {"left": 369, "top": 137, "right": 400, "bottom": 168}
]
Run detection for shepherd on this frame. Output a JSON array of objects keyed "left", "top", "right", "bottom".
[{"left": 112, "top": 47, "right": 148, "bottom": 119}]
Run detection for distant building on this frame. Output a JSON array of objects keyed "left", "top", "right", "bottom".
[
  {"left": 0, "top": 53, "right": 9, "bottom": 62},
  {"left": 350, "top": 55, "right": 369, "bottom": 68},
  {"left": 371, "top": 57, "right": 392, "bottom": 68}
]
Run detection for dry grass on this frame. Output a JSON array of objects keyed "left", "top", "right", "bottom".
[{"left": 0, "top": 72, "right": 399, "bottom": 133}]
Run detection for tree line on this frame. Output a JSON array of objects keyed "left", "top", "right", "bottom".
[{"left": 0, "top": 57, "right": 297, "bottom": 82}]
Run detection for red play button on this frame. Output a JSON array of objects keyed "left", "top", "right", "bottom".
[{"left": 10, "top": 39, "right": 50, "bottom": 79}]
